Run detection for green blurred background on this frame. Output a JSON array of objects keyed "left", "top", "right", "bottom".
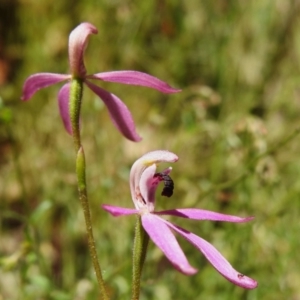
[{"left": 1, "top": 1, "right": 300, "bottom": 299}]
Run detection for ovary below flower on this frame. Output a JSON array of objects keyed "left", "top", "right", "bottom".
[{"left": 103, "top": 150, "right": 258, "bottom": 289}]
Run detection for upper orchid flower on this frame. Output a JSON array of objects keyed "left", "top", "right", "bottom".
[
  {"left": 102, "top": 150, "right": 258, "bottom": 289},
  {"left": 21, "top": 22, "right": 180, "bottom": 141}
]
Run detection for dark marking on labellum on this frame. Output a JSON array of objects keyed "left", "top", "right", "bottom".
[{"left": 154, "top": 172, "right": 174, "bottom": 197}]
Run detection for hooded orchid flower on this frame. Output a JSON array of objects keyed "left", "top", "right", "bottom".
[
  {"left": 102, "top": 150, "right": 258, "bottom": 289},
  {"left": 21, "top": 22, "right": 180, "bottom": 141}
]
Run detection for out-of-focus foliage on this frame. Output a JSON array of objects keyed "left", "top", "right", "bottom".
[{"left": 1, "top": 0, "right": 300, "bottom": 299}]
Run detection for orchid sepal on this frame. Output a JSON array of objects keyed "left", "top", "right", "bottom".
[{"left": 87, "top": 70, "right": 181, "bottom": 94}]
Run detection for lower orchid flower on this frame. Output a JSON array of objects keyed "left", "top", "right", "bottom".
[{"left": 102, "top": 150, "right": 258, "bottom": 289}]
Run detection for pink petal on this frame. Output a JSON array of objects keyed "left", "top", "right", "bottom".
[
  {"left": 102, "top": 204, "right": 138, "bottom": 217},
  {"left": 141, "top": 213, "right": 197, "bottom": 275},
  {"left": 58, "top": 83, "right": 72, "bottom": 134},
  {"left": 85, "top": 80, "right": 142, "bottom": 142},
  {"left": 21, "top": 73, "right": 69, "bottom": 101},
  {"left": 156, "top": 208, "right": 254, "bottom": 223},
  {"left": 87, "top": 71, "right": 181, "bottom": 94},
  {"left": 166, "top": 221, "right": 258, "bottom": 289},
  {"left": 68, "top": 22, "right": 98, "bottom": 77}
]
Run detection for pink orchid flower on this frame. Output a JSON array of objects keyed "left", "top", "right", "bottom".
[
  {"left": 102, "top": 150, "right": 258, "bottom": 289},
  {"left": 21, "top": 22, "right": 180, "bottom": 141}
]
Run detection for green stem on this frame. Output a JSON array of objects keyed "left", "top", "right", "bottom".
[
  {"left": 70, "top": 78, "right": 83, "bottom": 151},
  {"left": 131, "top": 216, "right": 149, "bottom": 300},
  {"left": 70, "top": 78, "right": 109, "bottom": 299}
]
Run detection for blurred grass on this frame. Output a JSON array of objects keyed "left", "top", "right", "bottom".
[{"left": 1, "top": 0, "right": 300, "bottom": 299}]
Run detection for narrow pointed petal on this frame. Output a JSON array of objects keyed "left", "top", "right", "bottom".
[
  {"left": 85, "top": 80, "right": 142, "bottom": 142},
  {"left": 68, "top": 22, "right": 98, "bottom": 77},
  {"left": 87, "top": 71, "right": 181, "bottom": 94},
  {"left": 156, "top": 208, "right": 254, "bottom": 223},
  {"left": 21, "top": 73, "right": 69, "bottom": 101},
  {"left": 142, "top": 213, "right": 197, "bottom": 275},
  {"left": 166, "top": 221, "right": 258, "bottom": 289},
  {"left": 58, "top": 83, "right": 72, "bottom": 134},
  {"left": 102, "top": 204, "right": 138, "bottom": 217}
]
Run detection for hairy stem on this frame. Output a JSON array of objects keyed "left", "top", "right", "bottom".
[
  {"left": 69, "top": 78, "right": 83, "bottom": 151},
  {"left": 70, "top": 78, "right": 109, "bottom": 299},
  {"left": 131, "top": 216, "right": 149, "bottom": 300}
]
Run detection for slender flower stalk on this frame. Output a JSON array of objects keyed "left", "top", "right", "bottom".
[
  {"left": 103, "top": 150, "right": 258, "bottom": 297},
  {"left": 131, "top": 216, "right": 149, "bottom": 300},
  {"left": 70, "top": 79, "right": 109, "bottom": 299},
  {"left": 21, "top": 22, "right": 180, "bottom": 142}
]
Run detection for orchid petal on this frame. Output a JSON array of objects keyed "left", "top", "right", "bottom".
[
  {"left": 130, "top": 150, "right": 178, "bottom": 209},
  {"left": 87, "top": 71, "right": 181, "bottom": 94},
  {"left": 58, "top": 83, "right": 72, "bottom": 134},
  {"left": 21, "top": 73, "right": 69, "bottom": 101},
  {"left": 166, "top": 221, "right": 258, "bottom": 289},
  {"left": 85, "top": 80, "right": 142, "bottom": 142},
  {"left": 68, "top": 22, "right": 98, "bottom": 77},
  {"left": 102, "top": 204, "right": 138, "bottom": 217},
  {"left": 142, "top": 213, "right": 197, "bottom": 275},
  {"left": 156, "top": 208, "right": 254, "bottom": 223}
]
